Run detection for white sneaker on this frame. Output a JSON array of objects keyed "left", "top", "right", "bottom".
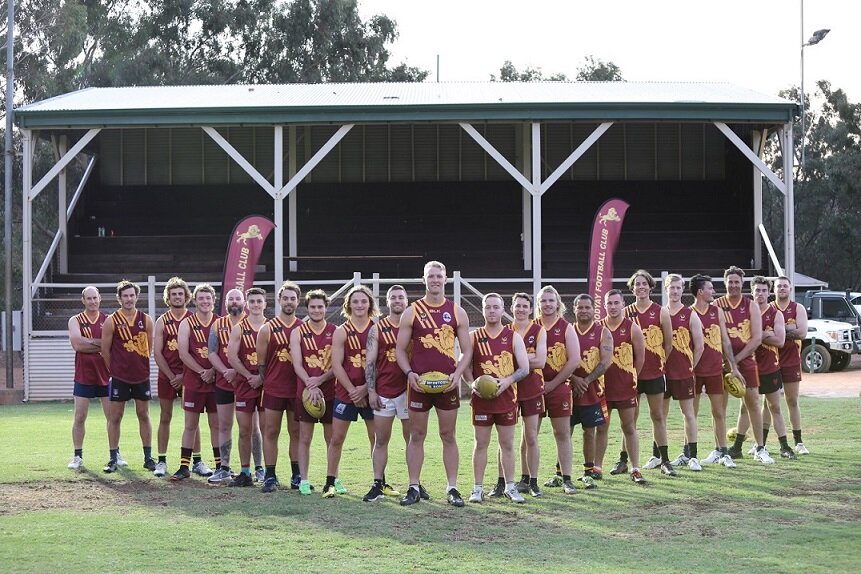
[
  {"left": 643, "top": 456, "right": 662, "bottom": 470},
  {"left": 468, "top": 487, "right": 484, "bottom": 503},
  {"left": 754, "top": 448, "right": 775, "bottom": 465},
  {"left": 115, "top": 451, "right": 128, "bottom": 467},
  {"left": 795, "top": 443, "right": 810, "bottom": 455},
  {"left": 720, "top": 454, "right": 737, "bottom": 468},
  {"left": 153, "top": 461, "right": 167, "bottom": 477},
  {"left": 702, "top": 449, "right": 723, "bottom": 464},
  {"left": 192, "top": 460, "right": 214, "bottom": 477},
  {"left": 688, "top": 457, "right": 702, "bottom": 472},
  {"left": 670, "top": 453, "right": 690, "bottom": 467},
  {"left": 68, "top": 456, "right": 83, "bottom": 470},
  {"left": 255, "top": 468, "right": 265, "bottom": 483},
  {"left": 747, "top": 445, "right": 757, "bottom": 456},
  {"left": 208, "top": 467, "right": 232, "bottom": 484},
  {"left": 504, "top": 486, "right": 526, "bottom": 503}
]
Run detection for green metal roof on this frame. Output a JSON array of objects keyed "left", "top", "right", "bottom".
[{"left": 15, "top": 82, "right": 797, "bottom": 128}]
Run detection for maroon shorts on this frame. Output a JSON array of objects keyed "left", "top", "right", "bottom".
[
  {"left": 407, "top": 387, "right": 460, "bottom": 413},
  {"left": 295, "top": 396, "right": 334, "bottom": 424},
  {"left": 695, "top": 374, "right": 724, "bottom": 396},
  {"left": 605, "top": 397, "right": 638, "bottom": 410},
  {"left": 235, "top": 394, "right": 263, "bottom": 413},
  {"left": 262, "top": 393, "right": 296, "bottom": 413},
  {"left": 472, "top": 404, "right": 518, "bottom": 427},
  {"left": 781, "top": 365, "right": 802, "bottom": 384},
  {"left": 543, "top": 383, "right": 573, "bottom": 418},
  {"left": 518, "top": 395, "right": 545, "bottom": 417},
  {"left": 157, "top": 375, "right": 182, "bottom": 401},
  {"left": 666, "top": 377, "right": 695, "bottom": 401},
  {"left": 182, "top": 388, "right": 217, "bottom": 413},
  {"left": 739, "top": 362, "right": 759, "bottom": 390}
]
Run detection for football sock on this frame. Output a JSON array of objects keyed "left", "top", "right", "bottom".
[
  {"left": 325, "top": 475, "right": 336, "bottom": 488},
  {"left": 689, "top": 443, "right": 698, "bottom": 459},
  {"left": 762, "top": 428, "right": 770, "bottom": 445},
  {"left": 529, "top": 477, "right": 538, "bottom": 488},
  {"left": 652, "top": 442, "right": 660, "bottom": 459},
  {"left": 793, "top": 429, "right": 803, "bottom": 444},
  {"left": 683, "top": 443, "right": 691, "bottom": 458},
  {"left": 778, "top": 435, "right": 790, "bottom": 450},
  {"left": 474, "top": 484, "right": 483, "bottom": 492},
  {"left": 143, "top": 446, "right": 152, "bottom": 460},
  {"left": 496, "top": 476, "right": 505, "bottom": 487},
  {"left": 619, "top": 450, "right": 629, "bottom": 464},
  {"left": 290, "top": 460, "right": 300, "bottom": 476},
  {"left": 555, "top": 461, "right": 562, "bottom": 476},
  {"left": 109, "top": 448, "right": 118, "bottom": 462},
  {"left": 213, "top": 447, "right": 221, "bottom": 470},
  {"left": 241, "top": 466, "right": 251, "bottom": 476},
  {"left": 180, "top": 447, "right": 192, "bottom": 469},
  {"left": 265, "top": 465, "right": 276, "bottom": 479},
  {"left": 74, "top": 448, "right": 83, "bottom": 458},
  {"left": 720, "top": 446, "right": 729, "bottom": 456},
  {"left": 562, "top": 475, "right": 571, "bottom": 482},
  {"left": 520, "top": 474, "right": 529, "bottom": 484},
  {"left": 584, "top": 461, "right": 594, "bottom": 470},
  {"left": 659, "top": 445, "right": 669, "bottom": 462},
  {"left": 733, "top": 434, "right": 746, "bottom": 450},
  {"left": 374, "top": 478, "right": 384, "bottom": 487},
  {"left": 158, "top": 454, "right": 167, "bottom": 463},
  {"left": 192, "top": 452, "right": 202, "bottom": 465},
  {"left": 505, "top": 481, "right": 515, "bottom": 491}
]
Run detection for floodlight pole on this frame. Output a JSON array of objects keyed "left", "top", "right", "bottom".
[{"left": 4, "top": 0, "right": 14, "bottom": 388}]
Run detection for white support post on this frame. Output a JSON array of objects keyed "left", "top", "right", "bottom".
[
  {"left": 453, "top": 271, "right": 462, "bottom": 309},
  {"left": 531, "top": 123, "right": 542, "bottom": 296},
  {"left": 714, "top": 122, "right": 786, "bottom": 195},
  {"left": 288, "top": 126, "right": 298, "bottom": 272},
  {"left": 372, "top": 273, "right": 380, "bottom": 300},
  {"left": 459, "top": 123, "right": 534, "bottom": 191},
  {"left": 147, "top": 275, "right": 156, "bottom": 319},
  {"left": 22, "top": 129, "right": 33, "bottom": 399},
  {"left": 782, "top": 125, "right": 796, "bottom": 298},
  {"left": 273, "top": 126, "right": 284, "bottom": 288},
  {"left": 29, "top": 129, "right": 100, "bottom": 200},
  {"left": 519, "top": 124, "right": 532, "bottom": 271},
  {"left": 203, "top": 127, "right": 275, "bottom": 196},
  {"left": 57, "top": 136, "right": 68, "bottom": 273},
  {"left": 752, "top": 130, "right": 763, "bottom": 269}
]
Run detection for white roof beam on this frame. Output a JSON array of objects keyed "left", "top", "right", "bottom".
[
  {"left": 202, "top": 127, "right": 276, "bottom": 196},
  {"left": 539, "top": 122, "right": 613, "bottom": 194},
  {"left": 714, "top": 122, "right": 786, "bottom": 195},
  {"left": 28, "top": 129, "right": 100, "bottom": 200}
]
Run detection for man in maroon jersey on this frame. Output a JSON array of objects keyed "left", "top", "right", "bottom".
[
  {"left": 396, "top": 261, "right": 472, "bottom": 507},
  {"left": 152, "top": 277, "right": 198, "bottom": 477},
  {"left": 226, "top": 287, "right": 268, "bottom": 486},
  {"left": 67, "top": 286, "right": 111, "bottom": 470},
  {"left": 257, "top": 281, "right": 303, "bottom": 493},
  {"left": 595, "top": 289, "right": 646, "bottom": 483},
  {"left": 100, "top": 280, "right": 155, "bottom": 473},
  {"left": 465, "top": 293, "right": 530, "bottom": 504},
  {"left": 772, "top": 276, "right": 810, "bottom": 454},
  {"left": 363, "top": 285, "right": 412, "bottom": 502}
]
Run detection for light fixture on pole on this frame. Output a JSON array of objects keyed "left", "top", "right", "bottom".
[{"left": 799, "top": 19, "right": 830, "bottom": 176}]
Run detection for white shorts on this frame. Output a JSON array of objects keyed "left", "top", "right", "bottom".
[{"left": 373, "top": 392, "right": 410, "bottom": 420}]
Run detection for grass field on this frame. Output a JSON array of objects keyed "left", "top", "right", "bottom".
[{"left": 1, "top": 397, "right": 860, "bottom": 574}]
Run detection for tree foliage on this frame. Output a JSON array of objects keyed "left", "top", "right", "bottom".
[
  {"left": 574, "top": 55, "right": 624, "bottom": 82},
  {"left": 491, "top": 55, "right": 623, "bottom": 82}
]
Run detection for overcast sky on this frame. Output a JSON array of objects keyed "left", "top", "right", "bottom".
[{"left": 360, "top": 0, "right": 855, "bottom": 101}]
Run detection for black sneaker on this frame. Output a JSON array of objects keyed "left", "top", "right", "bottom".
[
  {"left": 631, "top": 469, "right": 647, "bottom": 484},
  {"left": 143, "top": 458, "right": 156, "bottom": 471},
  {"left": 529, "top": 484, "right": 543, "bottom": 498},
  {"left": 577, "top": 475, "right": 598, "bottom": 489},
  {"left": 447, "top": 488, "right": 465, "bottom": 508},
  {"left": 400, "top": 486, "right": 421, "bottom": 506},
  {"left": 487, "top": 482, "right": 506, "bottom": 498},
  {"left": 418, "top": 484, "right": 430, "bottom": 500},
  {"left": 610, "top": 461, "right": 628, "bottom": 475},
  {"left": 585, "top": 467, "right": 603, "bottom": 480},
  {"left": 261, "top": 477, "right": 279, "bottom": 493},
  {"left": 103, "top": 459, "right": 118, "bottom": 473},
  {"left": 228, "top": 473, "right": 254, "bottom": 487},
  {"left": 727, "top": 445, "right": 743, "bottom": 460},
  {"left": 363, "top": 483, "right": 385, "bottom": 502},
  {"left": 780, "top": 447, "right": 798, "bottom": 460},
  {"left": 290, "top": 474, "right": 301, "bottom": 490},
  {"left": 515, "top": 480, "right": 530, "bottom": 493},
  {"left": 170, "top": 466, "right": 191, "bottom": 481},
  {"left": 660, "top": 461, "right": 678, "bottom": 477}
]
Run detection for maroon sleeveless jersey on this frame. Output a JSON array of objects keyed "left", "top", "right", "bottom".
[
  {"left": 625, "top": 301, "right": 665, "bottom": 379},
  {"left": 182, "top": 313, "right": 216, "bottom": 393},
  {"left": 665, "top": 306, "right": 695, "bottom": 381},
  {"left": 408, "top": 298, "right": 458, "bottom": 375},
  {"left": 602, "top": 317, "right": 637, "bottom": 401},
  {"left": 693, "top": 304, "right": 723, "bottom": 377},
  {"left": 262, "top": 315, "right": 300, "bottom": 399},
  {"left": 297, "top": 321, "right": 336, "bottom": 400},
  {"left": 374, "top": 317, "right": 407, "bottom": 399},
  {"left": 573, "top": 321, "right": 605, "bottom": 406},
  {"left": 508, "top": 322, "right": 544, "bottom": 401},
  {"left": 108, "top": 310, "right": 150, "bottom": 384},
  {"left": 157, "top": 309, "right": 191, "bottom": 384},
  {"left": 755, "top": 305, "right": 781, "bottom": 376},
  {"left": 470, "top": 326, "right": 518, "bottom": 413},
  {"left": 336, "top": 319, "right": 371, "bottom": 404},
  {"left": 213, "top": 313, "right": 243, "bottom": 391},
  {"left": 773, "top": 301, "right": 802, "bottom": 369},
  {"left": 541, "top": 317, "right": 571, "bottom": 383},
  {"left": 73, "top": 311, "right": 109, "bottom": 386},
  {"left": 715, "top": 295, "right": 756, "bottom": 370},
  {"left": 233, "top": 317, "right": 262, "bottom": 403}
]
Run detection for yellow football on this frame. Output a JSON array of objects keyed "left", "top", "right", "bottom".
[
  {"left": 417, "top": 371, "right": 450, "bottom": 394},
  {"left": 302, "top": 387, "right": 325, "bottom": 419},
  {"left": 727, "top": 427, "right": 738, "bottom": 442},
  {"left": 723, "top": 373, "right": 745, "bottom": 398},
  {"left": 474, "top": 374, "right": 498, "bottom": 400}
]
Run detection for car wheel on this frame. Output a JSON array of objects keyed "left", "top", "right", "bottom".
[
  {"left": 830, "top": 352, "right": 850, "bottom": 372},
  {"left": 802, "top": 343, "right": 832, "bottom": 373}
]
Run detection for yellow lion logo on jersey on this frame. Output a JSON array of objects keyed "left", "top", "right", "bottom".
[
  {"left": 643, "top": 325, "right": 666, "bottom": 362},
  {"left": 385, "top": 348, "right": 397, "bottom": 363},
  {"left": 546, "top": 342, "right": 568, "bottom": 372},
  {"left": 703, "top": 324, "right": 722, "bottom": 352},
  {"left": 123, "top": 332, "right": 150, "bottom": 358},
  {"left": 306, "top": 345, "right": 332, "bottom": 371},
  {"left": 419, "top": 324, "right": 456, "bottom": 360},
  {"left": 480, "top": 350, "right": 514, "bottom": 378},
  {"left": 726, "top": 319, "right": 752, "bottom": 343},
  {"left": 246, "top": 352, "right": 258, "bottom": 366},
  {"left": 349, "top": 351, "right": 366, "bottom": 370},
  {"left": 580, "top": 346, "right": 600, "bottom": 373},
  {"left": 167, "top": 339, "right": 179, "bottom": 352},
  {"left": 612, "top": 342, "right": 637, "bottom": 376},
  {"left": 672, "top": 328, "right": 694, "bottom": 362},
  {"left": 195, "top": 346, "right": 209, "bottom": 360},
  {"left": 276, "top": 348, "right": 291, "bottom": 363}
]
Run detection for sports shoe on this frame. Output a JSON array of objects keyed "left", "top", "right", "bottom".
[
  {"left": 207, "top": 467, "right": 231, "bottom": 484},
  {"left": 562, "top": 479, "right": 578, "bottom": 494},
  {"left": 363, "top": 483, "right": 385, "bottom": 502},
  {"left": 468, "top": 487, "right": 484, "bottom": 503},
  {"left": 702, "top": 449, "right": 723, "bottom": 464},
  {"left": 688, "top": 458, "right": 703, "bottom": 472},
  {"left": 170, "top": 466, "right": 191, "bottom": 481},
  {"left": 418, "top": 484, "right": 430, "bottom": 500},
  {"left": 643, "top": 456, "right": 662, "bottom": 470},
  {"left": 631, "top": 469, "right": 647, "bottom": 484},
  {"left": 544, "top": 475, "right": 563, "bottom": 487},
  {"left": 321, "top": 484, "right": 336, "bottom": 498},
  {"left": 103, "top": 459, "right": 118, "bottom": 473},
  {"left": 795, "top": 443, "right": 810, "bottom": 455},
  {"left": 585, "top": 467, "right": 603, "bottom": 480},
  {"left": 332, "top": 478, "right": 347, "bottom": 495},
  {"left": 400, "top": 486, "right": 421, "bottom": 506},
  {"left": 515, "top": 480, "right": 530, "bottom": 493},
  {"left": 382, "top": 483, "right": 400, "bottom": 497},
  {"left": 255, "top": 468, "right": 265, "bottom": 483},
  {"left": 192, "top": 461, "right": 213, "bottom": 477},
  {"left": 153, "top": 461, "right": 167, "bottom": 477},
  {"left": 228, "top": 473, "right": 254, "bottom": 487},
  {"left": 727, "top": 446, "right": 743, "bottom": 460},
  {"left": 780, "top": 447, "right": 798, "bottom": 460},
  {"left": 68, "top": 456, "right": 83, "bottom": 470},
  {"left": 754, "top": 448, "right": 775, "bottom": 465},
  {"left": 290, "top": 474, "right": 302, "bottom": 489},
  {"left": 447, "top": 488, "right": 465, "bottom": 507},
  {"left": 487, "top": 482, "right": 506, "bottom": 498},
  {"left": 670, "top": 453, "right": 690, "bottom": 467},
  {"left": 143, "top": 458, "right": 156, "bottom": 471},
  {"left": 115, "top": 451, "right": 128, "bottom": 467},
  {"left": 747, "top": 445, "right": 758, "bottom": 456},
  {"left": 577, "top": 475, "right": 598, "bottom": 490},
  {"left": 261, "top": 477, "right": 279, "bottom": 493},
  {"left": 299, "top": 481, "right": 313, "bottom": 496},
  {"left": 529, "top": 484, "right": 543, "bottom": 498},
  {"left": 610, "top": 461, "right": 628, "bottom": 475},
  {"left": 660, "top": 461, "right": 678, "bottom": 477},
  {"left": 504, "top": 486, "right": 526, "bottom": 503},
  {"left": 719, "top": 454, "right": 737, "bottom": 468}
]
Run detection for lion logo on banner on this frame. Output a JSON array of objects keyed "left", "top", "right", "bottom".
[
  {"left": 599, "top": 207, "right": 622, "bottom": 226},
  {"left": 236, "top": 224, "right": 264, "bottom": 245}
]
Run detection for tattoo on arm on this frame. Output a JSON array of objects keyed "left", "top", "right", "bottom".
[
  {"left": 585, "top": 362, "right": 608, "bottom": 384},
  {"left": 208, "top": 330, "right": 219, "bottom": 355},
  {"left": 258, "top": 364, "right": 266, "bottom": 378},
  {"left": 366, "top": 362, "right": 377, "bottom": 391},
  {"left": 511, "top": 366, "right": 529, "bottom": 383}
]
